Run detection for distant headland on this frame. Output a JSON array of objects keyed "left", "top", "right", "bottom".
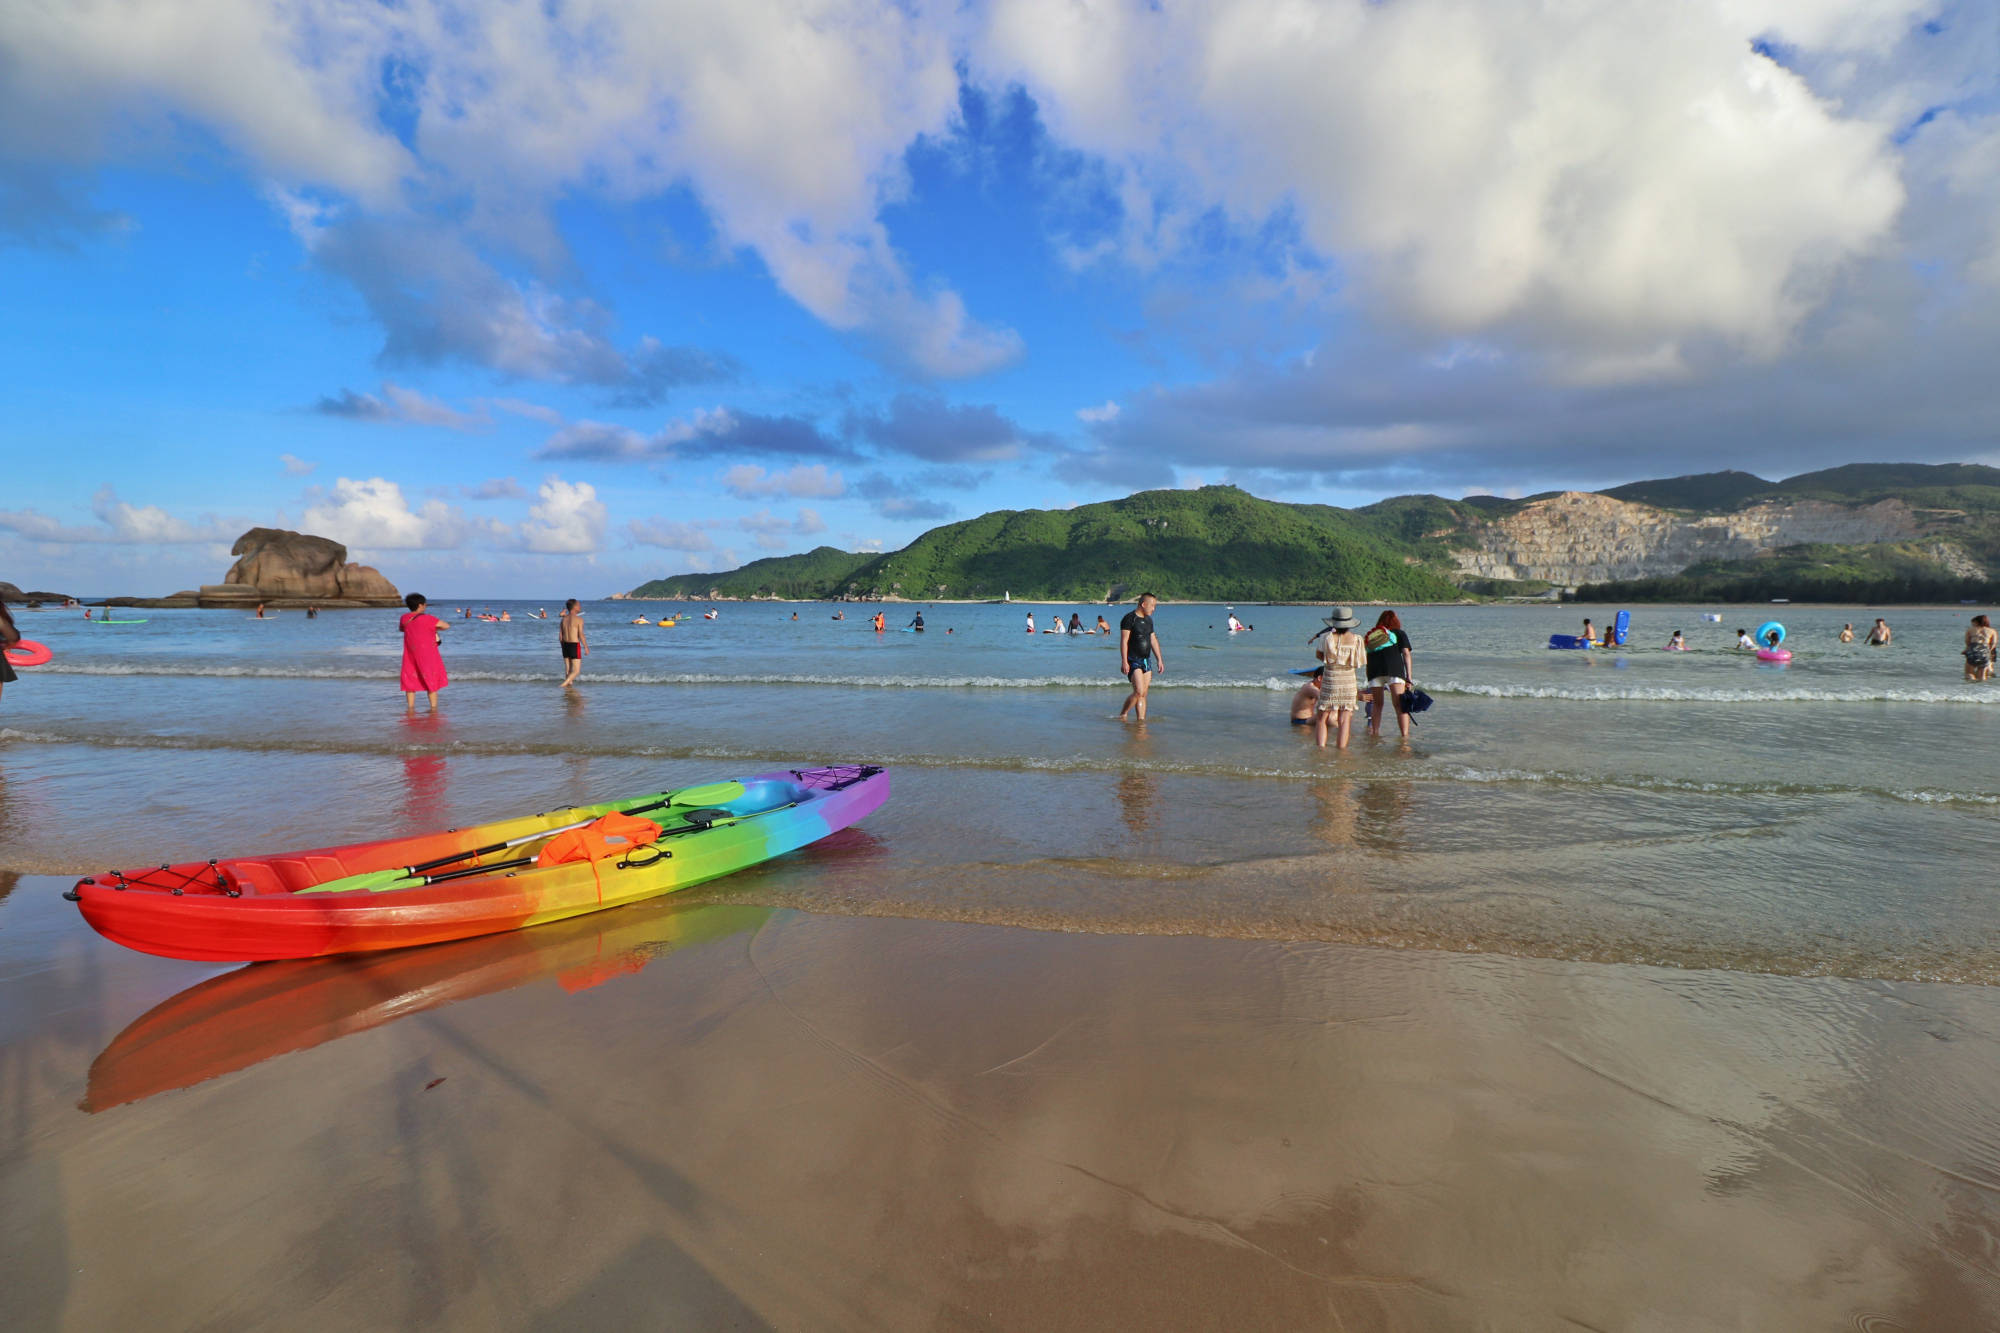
[{"left": 625, "top": 464, "right": 2000, "bottom": 606}]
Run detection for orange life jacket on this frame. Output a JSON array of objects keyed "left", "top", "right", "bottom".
[{"left": 539, "top": 812, "right": 664, "bottom": 866}]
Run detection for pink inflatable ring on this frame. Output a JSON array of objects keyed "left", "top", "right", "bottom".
[{"left": 5, "top": 639, "right": 52, "bottom": 668}]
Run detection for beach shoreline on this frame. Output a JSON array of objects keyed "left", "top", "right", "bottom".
[{"left": 5, "top": 877, "right": 1998, "bottom": 1328}]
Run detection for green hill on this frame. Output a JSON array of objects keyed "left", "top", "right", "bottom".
[
  {"left": 1578, "top": 542, "right": 2000, "bottom": 604},
  {"left": 627, "top": 486, "right": 1466, "bottom": 602},
  {"left": 1601, "top": 470, "right": 1778, "bottom": 510},
  {"left": 628, "top": 546, "right": 876, "bottom": 600},
  {"left": 627, "top": 463, "right": 2000, "bottom": 604}
]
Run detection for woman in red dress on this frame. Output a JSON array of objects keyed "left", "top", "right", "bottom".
[{"left": 398, "top": 592, "right": 449, "bottom": 713}]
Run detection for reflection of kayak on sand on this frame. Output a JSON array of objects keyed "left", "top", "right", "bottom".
[{"left": 82, "top": 901, "right": 775, "bottom": 1113}]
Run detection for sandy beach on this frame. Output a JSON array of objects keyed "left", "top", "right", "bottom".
[
  {"left": 7, "top": 875, "right": 2000, "bottom": 1330},
  {"left": 5, "top": 600, "right": 2000, "bottom": 1327}
]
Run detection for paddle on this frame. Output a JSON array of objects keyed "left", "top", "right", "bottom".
[{"left": 299, "top": 782, "right": 751, "bottom": 894}]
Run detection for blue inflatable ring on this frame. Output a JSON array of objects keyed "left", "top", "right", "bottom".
[{"left": 1756, "top": 620, "right": 1786, "bottom": 647}]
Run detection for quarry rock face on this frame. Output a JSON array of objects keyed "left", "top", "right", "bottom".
[
  {"left": 213, "top": 528, "right": 401, "bottom": 605},
  {"left": 1451, "top": 493, "right": 1925, "bottom": 586}
]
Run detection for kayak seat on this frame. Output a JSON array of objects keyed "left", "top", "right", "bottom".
[{"left": 265, "top": 856, "right": 352, "bottom": 892}]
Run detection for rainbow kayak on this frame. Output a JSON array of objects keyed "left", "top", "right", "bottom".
[{"left": 70, "top": 764, "right": 887, "bottom": 962}]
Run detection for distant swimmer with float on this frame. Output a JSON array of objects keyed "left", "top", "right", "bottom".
[
  {"left": 1755, "top": 621, "right": 1791, "bottom": 663},
  {"left": 1665, "top": 630, "right": 1686, "bottom": 651}
]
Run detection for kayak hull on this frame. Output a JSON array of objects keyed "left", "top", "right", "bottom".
[{"left": 72, "top": 765, "right": 887, "bottom": 962}]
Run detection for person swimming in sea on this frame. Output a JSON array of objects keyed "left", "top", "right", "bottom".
[
  {"left": 1069, "top": 613, "right": 1085, "bottom": 634},
  {"left": 1866, "top": 617, "right": 1891, "bottom": 645},
  {"left": 1095, "top": 615, "right": 1111, "bottom": 635},
  {"left": 872, "top": 611, "right": 886, "bottom": 632},
  {"left": 1764, "top": 627, "right": 1783, "bottom": 650},
  {"left": 1839, "top": 623, "right": 1855, "bottom": 643},
  {"left": 1290, "top": 668, "right": 1323, "bottom": 726},
  {"left": 1665, "top": 629, "right": 1685, "bottom": 651},
  {"left": 1581, "top": 617, "right": 1596, "bottom": 645},
  {"left": 1736, "top": 627, "right": 1755, "bottom": 650},
  {"left": 908, "top": 611, "right": 925, "bottom": 632}
]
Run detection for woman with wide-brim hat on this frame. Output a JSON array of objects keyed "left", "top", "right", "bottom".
[{"left": 1313, "top": 605, "right": 1367, "bottom": 749}]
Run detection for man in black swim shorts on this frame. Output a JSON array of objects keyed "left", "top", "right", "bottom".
[
  {"left": 559, "top": 598, "right": 587, "bottom": 687},
  {"left": 1118, "top": 593, "right": 1164, "bottom": 722}
]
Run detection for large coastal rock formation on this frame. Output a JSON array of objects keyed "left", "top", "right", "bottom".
[
  {"left": 221, "top": 528, "right": 400, "bottom": 602},
  {"left": 112, "top": 528, "right": 402, "bottom": 609},
  {"left": 1452, "top": 493, "right": 1929, "bottom": 587},
  {"left": 0, "top": 580, "right": 75, "bottom": 604}
]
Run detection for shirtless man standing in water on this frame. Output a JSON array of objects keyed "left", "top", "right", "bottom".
[
  {"left": 559, "top": 599, "right": 588, "bottom": 686},
  {"left": 1118, "top": 593, "right": 1164, "bottom": 722},
  {"left": 1866, "top": 617, "right": 1893, "bottom": 645}
]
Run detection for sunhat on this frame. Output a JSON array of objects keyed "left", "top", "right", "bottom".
[{"left": 1324, "top": 606, "right": 1360, "bottom": 630}]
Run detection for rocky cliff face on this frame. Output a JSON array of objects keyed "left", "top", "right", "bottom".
[
  {"left": 1451, "top": 493, "right": 1925, "bottom": 586},
  {"left": 216, "top": 528, "right": 400, "bottom": 604}
]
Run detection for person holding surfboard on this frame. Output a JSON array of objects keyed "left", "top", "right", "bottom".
[{"left": 1117, "top": 593, "right": 1164, "bottom": 723}]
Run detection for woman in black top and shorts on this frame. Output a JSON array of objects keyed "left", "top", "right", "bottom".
[{"left": 1363, "top": 610, "right": 1414, "bottom": 739}]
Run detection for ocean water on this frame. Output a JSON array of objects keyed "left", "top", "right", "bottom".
[{"left": 4, "top": 598, "right": 1997, "bottom": 982}]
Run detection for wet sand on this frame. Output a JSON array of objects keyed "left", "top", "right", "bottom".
[{"left": 5, "top": 874, "right": 2000, "bottom": 1329}]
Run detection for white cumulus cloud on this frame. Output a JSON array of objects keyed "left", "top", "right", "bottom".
[
  {"left": 0, "top": 486, "right": 238, "bottom": 544},
  {"left": 977, "top": 0, "right": 1915, "bottom": 376},
  {"left": 302, "top": 476, "right": 477, "bottom": 550},
  {"left": 517, "top": 477, "right": 607, "bottom": 554}
]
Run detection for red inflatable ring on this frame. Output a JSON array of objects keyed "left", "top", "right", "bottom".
[{"left": 5, "top": 639, "right": 52, "bottom": 668}]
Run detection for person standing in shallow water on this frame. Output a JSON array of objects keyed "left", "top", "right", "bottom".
[
  {"left": 398, "top": 592, "right": 448, "bottom": 713},
  {"left": 559, "top": 598, "right": 588, "bottom": 687},
  {"left": 1118, "top": 593, "right": 1164, "bottom": 722},
  {"left": 0, "top": 598, "right": 20, "bottom": 705},
  {"left": 1965, "top": 615, "right": 1996, "bottom": 682},
  {"left": 1313, "top": 606, "right": 1367, "bottom": 749},
  {"left": 1363, "top": 609, "right": 1415, "bottom": 739}
]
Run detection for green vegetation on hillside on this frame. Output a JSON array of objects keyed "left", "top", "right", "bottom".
[
  {"left": 627, "top": 487, "right": 1466, "bottom": 602},
  {"left": 1601, "top": 470, "right": 1777, "bottom": 510},
  {"left": 628, "top": 546, "right": 876, "bottom": 600},
  {"left": 1576, "top": 543, "right": 1999, "bottom": 604},
  {"left": 627, "top": 463, "right": 2000, "bottom": 605}
]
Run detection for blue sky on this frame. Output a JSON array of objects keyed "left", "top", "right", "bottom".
[{"left": 3, "top": 1, "right": 1998, "bottom": 596}]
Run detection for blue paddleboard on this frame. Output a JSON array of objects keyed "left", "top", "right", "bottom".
[
  {"left": 1548, "top": 634, "right": 1590, "bottom": 650},
  {"left": 1612, "top": 609, "right": 1631, "bottom": 646}
]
